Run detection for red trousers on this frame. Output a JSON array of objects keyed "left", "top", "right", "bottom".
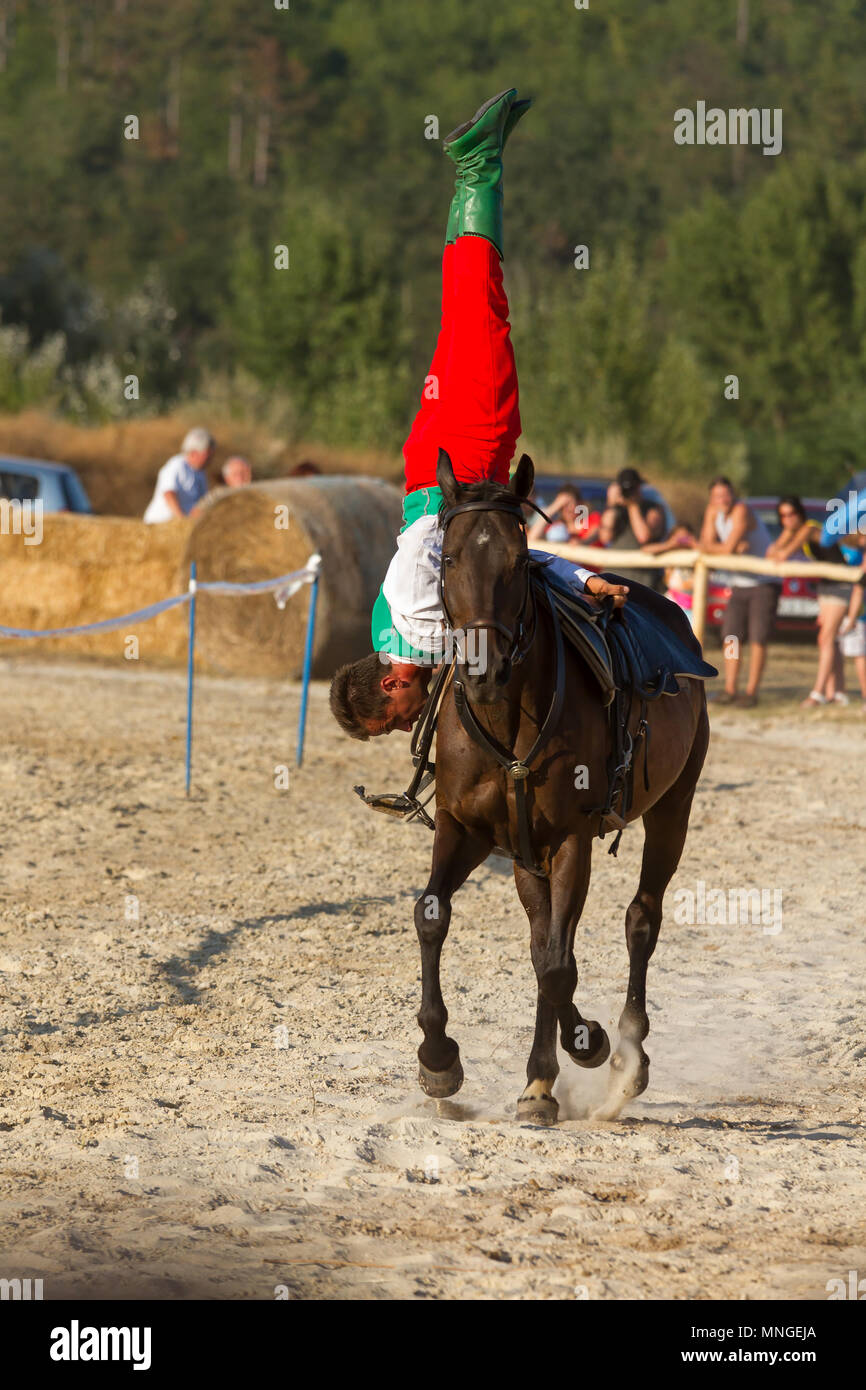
[{"left": 403, "top": 237, "right": 521, "bottom": 492}]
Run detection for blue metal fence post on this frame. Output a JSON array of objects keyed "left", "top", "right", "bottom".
[
  {"left": 296, "top": 556, "right": 321, "bottom": 767},
  {"left": 185, "top": 561, "right": 197, "bottom": 796}
]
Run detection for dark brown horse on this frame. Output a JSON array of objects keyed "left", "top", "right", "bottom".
[{"left": 413, "top": 451, "right": 710, "bottom": 1123}]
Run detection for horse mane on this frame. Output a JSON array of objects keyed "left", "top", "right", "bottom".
[{"left": 437, "top": 478, "right": 521, "bottom": 525}]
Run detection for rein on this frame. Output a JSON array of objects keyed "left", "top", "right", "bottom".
[{"left": 354, "top": 660, "right": 453, "bottom": 829}]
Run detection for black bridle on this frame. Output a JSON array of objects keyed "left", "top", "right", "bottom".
[
  {"left": 440, "top": 492, "right": 566, "bottom": 876},
  {"left": 438, "top": 495, "right": 549, "bottom": 668}
]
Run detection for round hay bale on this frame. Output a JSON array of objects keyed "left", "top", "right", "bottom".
[
  {"left": 0, "top": 515, "right": 191, "bottom": 663},
  {"left": 184, "top": 476, "right": 402, "bottom": 678}
]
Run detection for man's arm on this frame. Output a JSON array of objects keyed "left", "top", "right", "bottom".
[
  {"left": 161, "top": 489, "right": 185, "bottom": 519},
  {"left": 537, "top": 554, "right": 629, "bottom": 608}
]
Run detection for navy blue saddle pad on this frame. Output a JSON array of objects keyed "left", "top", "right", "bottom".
[{"left": 532, "top": 564, "right": 718, "bottom": 700}]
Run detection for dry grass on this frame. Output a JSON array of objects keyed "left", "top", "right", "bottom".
[{"left": 0, "top": 410, "right": 710, "bottom": 526}]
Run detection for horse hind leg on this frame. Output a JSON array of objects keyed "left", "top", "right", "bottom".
[{"left": 609, "top": 707, "right": 709, "bottom": 1105}]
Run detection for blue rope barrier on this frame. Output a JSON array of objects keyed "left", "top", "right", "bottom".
[
  {"left": 0, "top": 564, "right": 316, "bottom": 639},
  {"left": 0, "top": 557, "right": 322, "bottom": 791}
]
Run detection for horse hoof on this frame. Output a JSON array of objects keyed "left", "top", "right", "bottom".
[
  {"left": 418, "top": 1056, "right": 464, "bottom": 1099},
  {"left": 516, "top": 1094, "right": 559, "bottom": 1126},
  {"left": 564, "top": 1021, "right": 611, "bottom": 1069},
  {"left": 610, "top": 1048, "right": 649, "bottom": 1098}
]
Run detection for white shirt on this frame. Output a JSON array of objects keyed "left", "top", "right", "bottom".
[
  {"left": 714, "top": 506, "right": 781, "bottom": 588},
  {"left": 382, "top": 513, "right": 595, "bottom": 658},
  {"left": 144, "top": 454, "right": 208, "bottom": 523}
]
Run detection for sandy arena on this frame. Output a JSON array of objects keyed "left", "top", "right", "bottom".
[{"left": 0, "top": 647, "right": 864, "bottom": 1300}]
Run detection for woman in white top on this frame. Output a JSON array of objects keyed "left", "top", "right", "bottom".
[{"left": 687, "top": 477, "right": 780, "bottom": 708}]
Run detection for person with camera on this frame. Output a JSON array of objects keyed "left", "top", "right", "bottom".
[{"left": 603, "top": 466, "right": 667, "bottom": 590}]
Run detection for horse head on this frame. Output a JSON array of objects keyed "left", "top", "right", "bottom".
[{"left": 437, "top": 447, "right": 535, "bottom": 703}]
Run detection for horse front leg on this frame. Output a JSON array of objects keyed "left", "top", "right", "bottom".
[
  {"left": 513, "top": 868, "right": 559, "bottom": 1124},
  {"left": 515, "top": 835, "right": 609, "bottom": 1125},
  {"left": 414, "top": 809, "right": 490, "bottom": 1099}
]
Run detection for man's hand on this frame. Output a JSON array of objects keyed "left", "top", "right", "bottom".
[{"left": 586, "top": 575, "right": 629, "bottom": 608}]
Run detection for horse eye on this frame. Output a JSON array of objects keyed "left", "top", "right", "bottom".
[{"left": 442, "top": 554, "right": 455, "bottom": 566}]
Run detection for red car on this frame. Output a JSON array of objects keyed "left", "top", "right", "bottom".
[{"left": 706, "top": 497, "right": 826, "bottom": 636}]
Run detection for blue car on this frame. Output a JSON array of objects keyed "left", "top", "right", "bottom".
[{"left": 0, "top": 454, "right": 92, "bottom": 513}]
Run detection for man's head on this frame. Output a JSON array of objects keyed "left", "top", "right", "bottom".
[
  {"left": 182, "top": 427, "right": 215, "bottom": 470},
  {"left": 709, "top": 475, "right": 736, "bottom": 515},
  {"left": 222, "top": 456, "right": 252, "bottom": 488},
  {"left": 330, "top": 653, "right": 432, "bottom": 739}
]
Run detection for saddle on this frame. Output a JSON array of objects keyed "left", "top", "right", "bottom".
[{"left": 528, "top": 565, "right": 716, "bottom": 852}]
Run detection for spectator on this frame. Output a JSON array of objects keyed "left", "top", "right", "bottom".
[
  {"left": 143, "top": 427, "right": 214, "bottom": 523},
  {"left": 664, "top": 560, "right": 696, "bottom": 626},
  {"left": 289, "top": 460, "right": 321, "bottom": 478},
  {"left": 766, "top": 497, "right": 811, "bottom": 566},
  {"left": 603, "top": 467, "right": 667, "bottom": 590},
  {"left": 527, "top": 484, "right": 601, "bottom": 545},
  {"left": 596, "top": 504, "right": 628, "bottom": 548},
  {"left": 838, "top": 565, "right": 866, "bottom": 713},
  {"left": 694, "top": 476, "right": 781, "bottom": 707},
  {"left": 222, "top": 456, "right": 252, "bottom": 488},
  {"left": 764, "top": 498, "right": 835, "bottom": 705},
  {"left": 784, "top": 503, "right": 863, "bottom": 707}
]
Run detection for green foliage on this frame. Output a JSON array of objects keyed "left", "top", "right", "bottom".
[{"left": 0, "top": 1, "right": 864, "bottom": 485}]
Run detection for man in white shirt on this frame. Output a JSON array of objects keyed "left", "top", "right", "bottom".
[{"left": 143, "top": 427, "right": 214, "bottom": 523}]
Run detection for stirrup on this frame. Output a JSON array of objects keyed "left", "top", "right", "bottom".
[{"left": 354, "top": 784, "right": 436, "bottom": 830}]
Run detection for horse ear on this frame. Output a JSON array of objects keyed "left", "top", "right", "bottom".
[
  {"left": 510, "top": 453, "right": 535, "bottom": 500},
  {"left": 436, "top": 448, "right": 459, "bottom": 508}
]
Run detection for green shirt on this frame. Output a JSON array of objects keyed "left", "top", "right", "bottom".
[{"left": 372, "top": 486, "right": 444, "bottom": 662}]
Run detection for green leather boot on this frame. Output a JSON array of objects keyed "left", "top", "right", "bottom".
[{"left": 443, "top": 89, "right": 531, "bottom": 255}]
